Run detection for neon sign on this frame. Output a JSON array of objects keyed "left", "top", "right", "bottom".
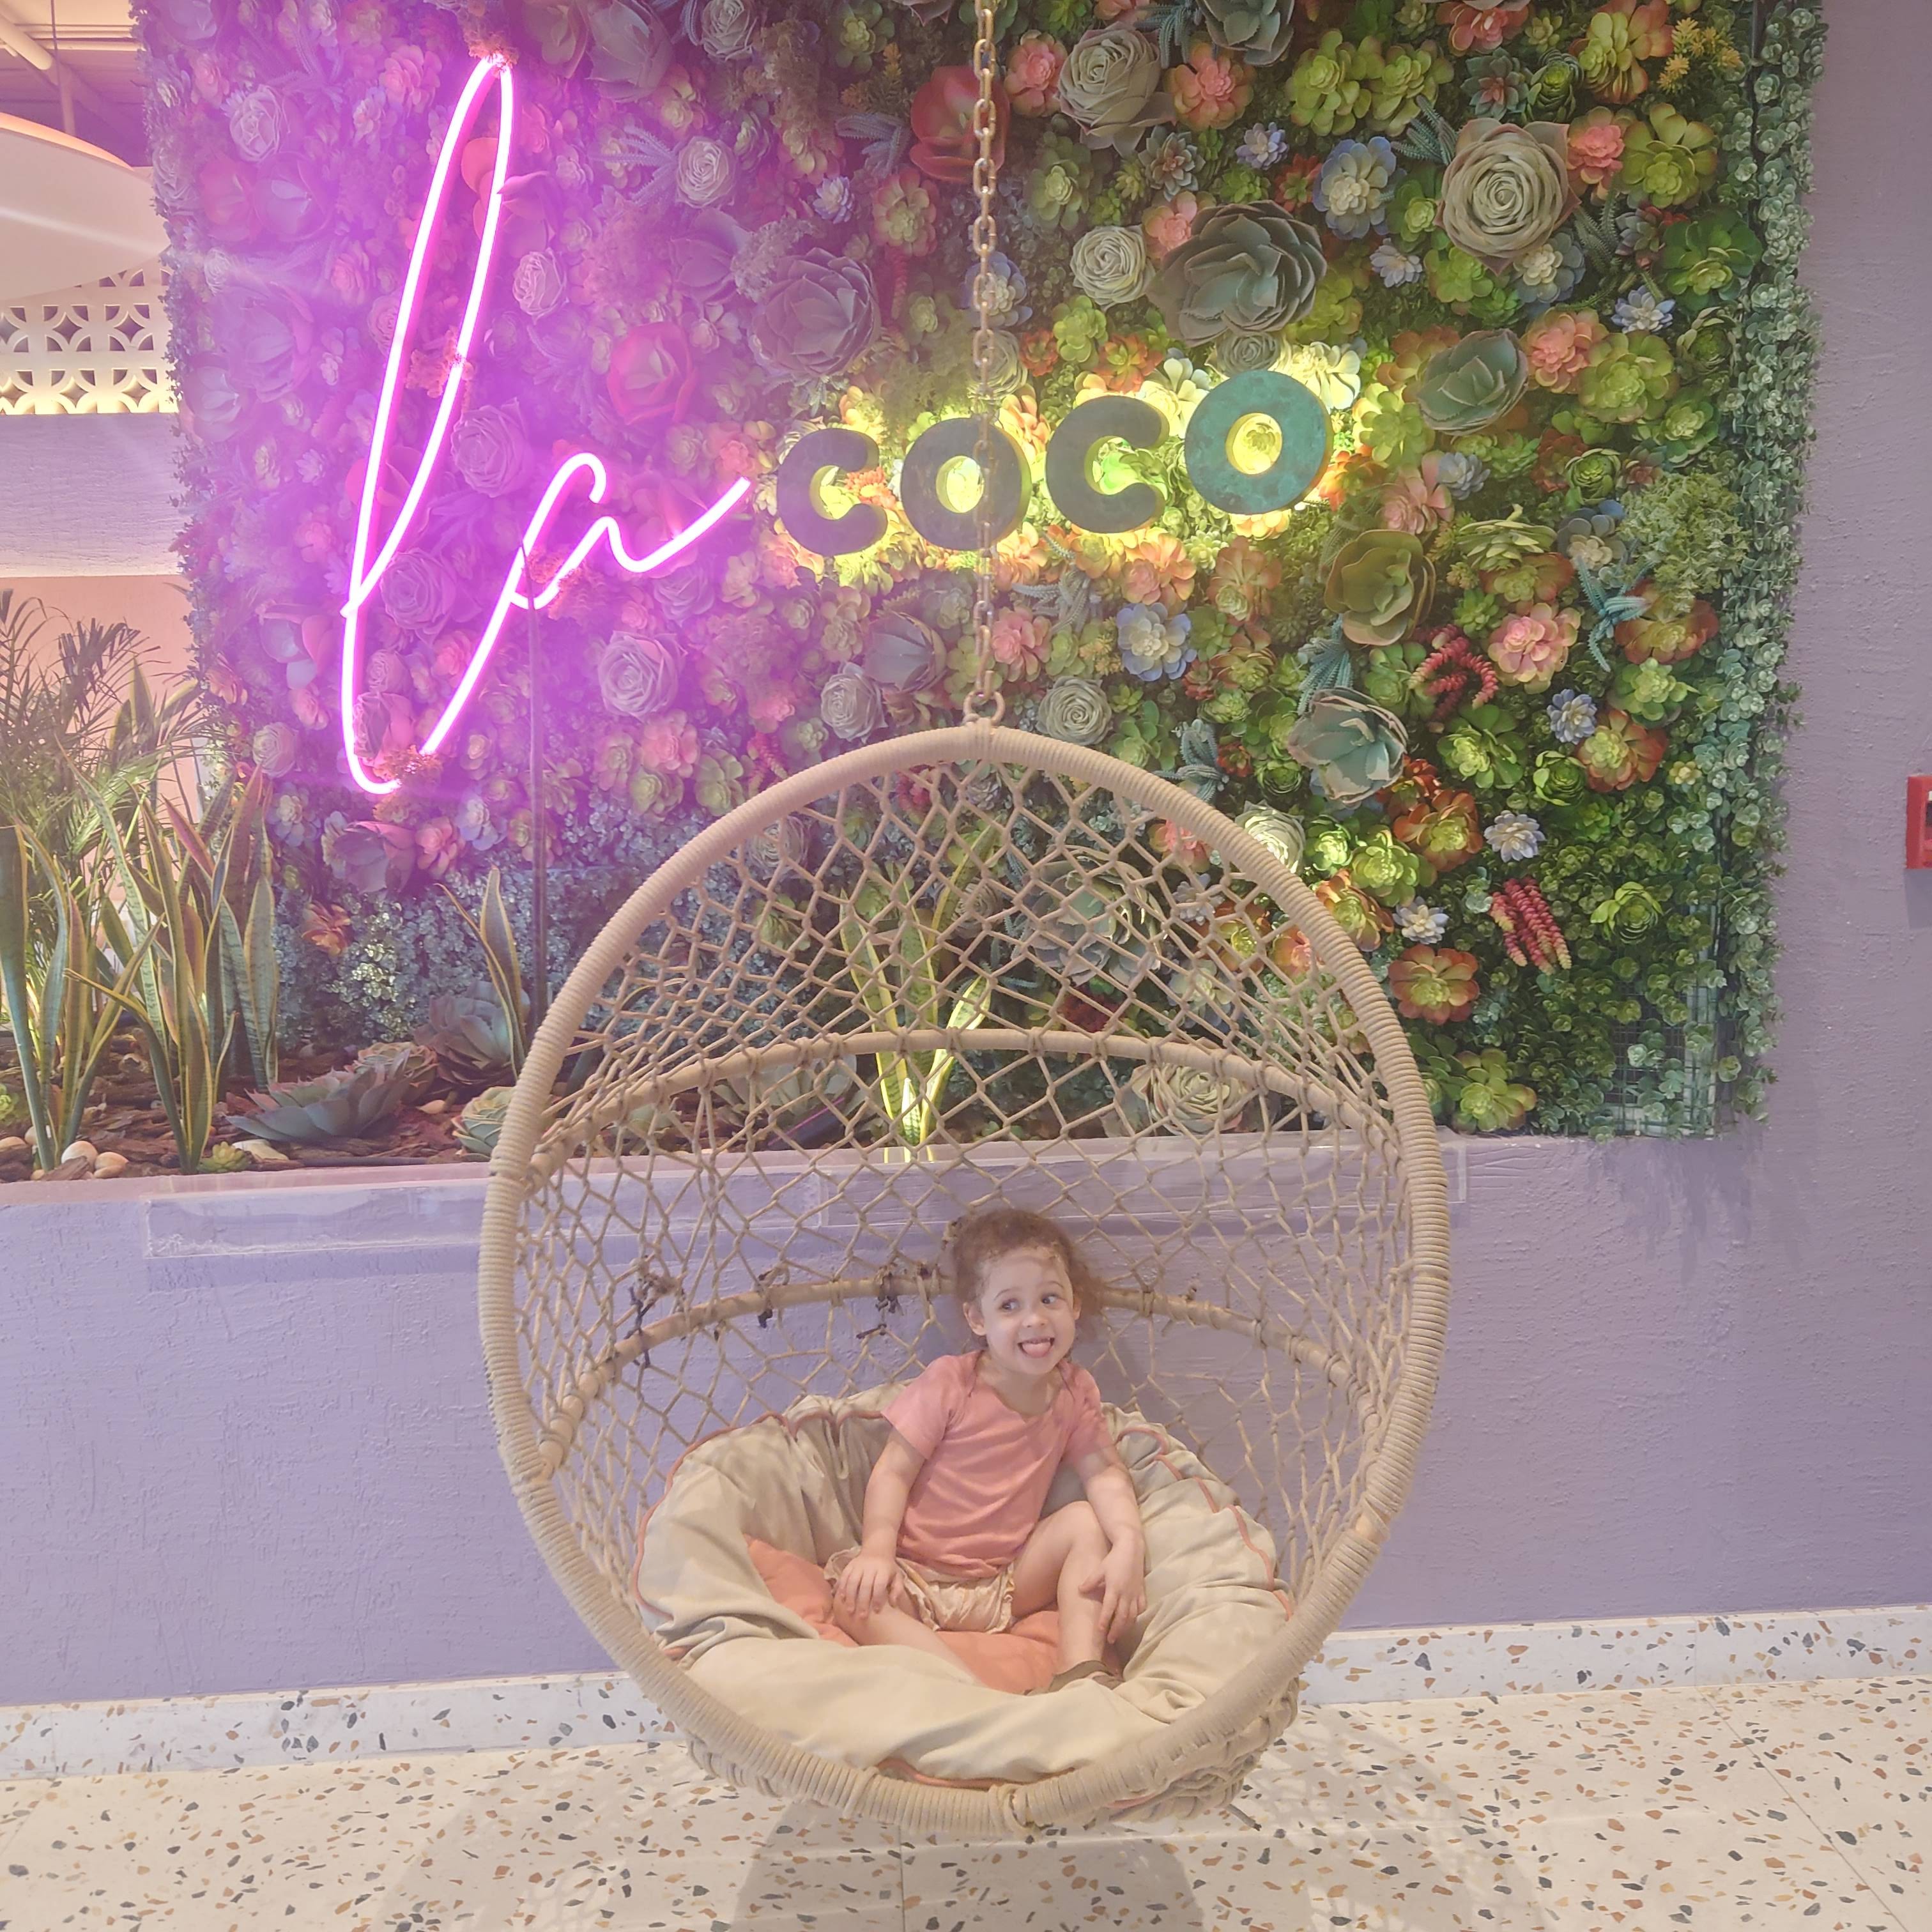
[{"left": 340, "top": 53, "right": 749, "bottom": 795}]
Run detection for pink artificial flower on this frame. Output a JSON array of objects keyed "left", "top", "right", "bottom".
[
  {"left": 1119, "top": 532, "right": 1196, "bottom": 612},
  {"left": 379, "top": 43, "right": 441, "bottom": 115},
  {"left": 989, "top": 609, "right": 1051, "bottom": 680},
  {"left": 1004, "top": 33, "right": 1066, "bottom": 117},
  {"left": 1142, "top": 191, "right": 1205, "bottom": 264},
  {"left": 1096, "top": 0, "right": 1147, "bottom": 19},
  {"left": 1567, "top": 110, "right": 1630, "bottom": 196},
  {"left": 636, "top": 712, "right": 700, "bottom": 778},
  {"left": 1381, "top": 454, "right": 1457, "bottom": 535},
  {"left": 416, "top": 817, "right": 462, "bottom": 879},
  {"left": 1523, "top": 309, "right": 1610, "bottom": 392},
  {"left": 747, "top": 684, "right": 799, "bottom": 732},
  {"left": 1487, "top": 604, "right": 1579, "bottom": 692},
  {"left": 1170, "top": 41, "right": 1252, "bottom": 132},
  {"left": 1435, "top": 2, "right": 1533, "bottom": 57}
]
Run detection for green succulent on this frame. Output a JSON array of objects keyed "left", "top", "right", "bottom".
[
  {"left": 1590, "top": 882, "right": 1665, "bottom": 944},
  {"left": 1363, "top": 38, "right": 1450, "bottom": 135},
  {"left": 1349, "top": 829, "right": 1425, "bottom": 907},
  {"left": 1325, "top": 530, "right": 1437, "bottom": 647},
  {"left": 830, "top": 0, "right": 890, "bottom": 72},
  {"left": 1439, "top": 702, "right": 1526, "bottom": 792},
  {"left": 415, "top": 986, "right": 523, "bottom": 1080},
  {"left": 1565, "top": 447, "right": 1625, "bottom": 500},
  {"left": 1214, "top": 163, "right": 1273, "bottom": 204},
  {"left": 1386, "top": 175, "right": 1439, "bottom": 247},
  {"left": 1619, "top": 103, "right": 1718, "bottom": 210},
  {"left": 1638, "top": 388, "right": 1722, "bottom": 468},
  {"left": 1660, "top": 211, "right": 1763, "bottom": 309},
  {"left": 455, "top": 1085, "right": 514, "bottom": 1157},
  {"left": 1287, "top": 29, "right": 1368, "bottom": 139},
  {"left": 1575, "top": 334, "right": 1678, "bottom": 427},
  {"left": 1425, "top": 241, "right": 1517, "bottom": 325},
  {"left": 224, "top": 1041, "right": 431, "bottom": 1145},
  {"left": 1356, "top": 382, "right": 1432, "bottom": 469},
  {"left": 1452, "top": 1048, "right": 1535, "bottom": 1131},
  {"left": 1414, "top": 329, "right": 1529, "bottom": 434},
  {"left": 1050, "top": 295, "right": 1109, "bottom": 368},
  {"left": 1301, "top": 818, "right": 1354, "bottom": 874},
  {"left": 1453, "top": 588, "right": 1504, "bottom": 636},
  {"left": 1362, "top": 637, "right": 1436, "bottom": 722},
  {"left": 1531, "top": 748, "right": 1590, "bottom": 808},
  {"left": 1609, "top": 658, "right": 1692, "bottom": 724},
  {"left": 1026, "top": 130, "right": 1096, "bottom": 232},
  {"left": 1284, "top": 690, "right": 1408, "bottom": 811},
  {"left": 1524, "top": 54, "right": 1579, "bottom": 120},
  {"left": 1459, "top": 506, "right": 1556, "bottom": 574},
  {"left": 1198, "top": 0, "right": 1294, "bottom": 65}
]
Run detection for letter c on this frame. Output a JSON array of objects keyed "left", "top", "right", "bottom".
[
  {"left": 898, "top": 417, "right": 1031, "bottom": 552},
  {"left": 775, "top": 426, "right": 889, "bottom": 557},
  {"left": 1044, "top": 395, "right": 1165, "bottom": 535}
]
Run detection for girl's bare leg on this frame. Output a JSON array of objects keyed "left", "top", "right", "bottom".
[
  {"left": 1009, "top": 1501, "right": 1111, "bottom": 1672},
  {"left": 833, "top": 1597, "right": 963, "bottom": 1666}
]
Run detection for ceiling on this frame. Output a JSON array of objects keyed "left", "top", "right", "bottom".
[{"left": 0, "top": 0, "right": 148, "bottom": 164}]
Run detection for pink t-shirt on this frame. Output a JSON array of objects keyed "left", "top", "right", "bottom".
[{"left": 883, "top": 1351, "right": 1112, "bottom": 1579}]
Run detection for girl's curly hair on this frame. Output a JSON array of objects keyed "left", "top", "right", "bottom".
[{"left": 941, "top": 1202, "right": 1108, "bottom": 1344}]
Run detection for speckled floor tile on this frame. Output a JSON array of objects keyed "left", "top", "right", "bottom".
[
  {"left": 1716, "top": 1677, "right": 1929, "bottom": 1928},
  {"left": 1, "top": 1682, "right": 1924, "bottom": 1930}
]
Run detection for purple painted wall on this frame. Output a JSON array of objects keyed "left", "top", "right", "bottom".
[{"left": 4, "top": 0, "right": 1929, "bottom": 1707}]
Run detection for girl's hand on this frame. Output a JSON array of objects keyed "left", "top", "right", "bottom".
[
  {"left": 836, "top": 1552, "right": 906, "bottom": 1620},
  {"left": 1082, "top": 1540, "right": 1147, "bottom": 1646}
]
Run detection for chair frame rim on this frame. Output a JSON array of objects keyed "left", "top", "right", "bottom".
[{"left": 478, "top": 718, "right": 1452, "bottom": 1837}]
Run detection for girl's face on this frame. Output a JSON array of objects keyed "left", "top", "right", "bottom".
[{"left": 964, "top": 1244, "right": 1077, "bottom": 1381}]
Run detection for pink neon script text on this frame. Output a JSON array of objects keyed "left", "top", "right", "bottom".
[{"left": 339, "top": 53, "right": 748, "bottom": 795}]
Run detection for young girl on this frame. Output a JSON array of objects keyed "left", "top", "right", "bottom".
[{"left": 823, "top": 1204, "right": 1147, "bottom": 1694}]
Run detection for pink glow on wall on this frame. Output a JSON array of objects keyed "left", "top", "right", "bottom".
[{"left": 339, "top": 54, "right": 748, "bottom": 795}]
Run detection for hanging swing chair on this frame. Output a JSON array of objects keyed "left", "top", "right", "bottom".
[{"left": 477, "top": 8, "right": 1450, "bottom": 1841}]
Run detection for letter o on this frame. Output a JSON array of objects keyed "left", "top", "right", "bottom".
[
  {"left": 1044, "top": 395, "right": 1165, "bottom": 535},
  {"left": 899, "top": 418, "right": 1031, "bottom": 552},
  {"left": 1183, "top": 369, "right": 1330, "bottom": 517},
  {"left": 775, "top": 426, "right": 889, "bottom": 557}
]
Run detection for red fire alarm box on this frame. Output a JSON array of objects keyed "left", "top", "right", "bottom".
[{"left": 1909, "top": 777, "right": 1932, "bottom": 869}]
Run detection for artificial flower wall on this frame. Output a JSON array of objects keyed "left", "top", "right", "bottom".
[{"left": 135, "top": 0, "right": 1821, "bottom": 1135}]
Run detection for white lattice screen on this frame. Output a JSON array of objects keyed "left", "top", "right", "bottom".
[{"left": 0, "top": 264, "right": 174, "bottom": 415}]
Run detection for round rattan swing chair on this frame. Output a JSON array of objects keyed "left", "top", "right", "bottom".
[
  {"left": 477, "top": 5, "right": 1448, "bottom": 1839},
  {"left": 478, "top": 724, "right": 1450, "bottom": 1834}
]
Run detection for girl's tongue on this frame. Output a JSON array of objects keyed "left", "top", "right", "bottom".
[{"left": 1018, "top": 1337, "right": 1055, "bottom": 1359}]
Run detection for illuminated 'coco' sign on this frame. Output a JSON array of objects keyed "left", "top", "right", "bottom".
[
  {"left": 341, "top": 54, "right": 749, "bottom": 795},
  {"left": 775, "top": 371, "right": 1331, "bottom": 557}
]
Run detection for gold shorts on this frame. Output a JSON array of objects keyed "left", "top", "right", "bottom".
[{"left": 824, "top": 1545, "right": 1018, "bottom": 1636}]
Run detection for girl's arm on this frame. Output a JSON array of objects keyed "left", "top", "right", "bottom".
[
  {"left": 1076, "top": 1453, "right": 1148, "bottom": 1647},
  {"left": 834, "top": 1429, "right": 929, "bottom": 1618}
]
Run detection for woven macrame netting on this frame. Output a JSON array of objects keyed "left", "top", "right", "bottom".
[{"left": 489, "top": 732, "right": 1443, "bottom": 1830}]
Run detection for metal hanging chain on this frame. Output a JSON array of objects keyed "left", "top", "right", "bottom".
[{"left": 966, "top": 0, "right": 1004, "bottom": 726}]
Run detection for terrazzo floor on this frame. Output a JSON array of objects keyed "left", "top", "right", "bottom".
[{"left": 0, "top": 1677, "right": 1922, "bottom": 1931}]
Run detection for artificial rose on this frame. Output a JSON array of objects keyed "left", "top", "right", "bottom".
[
  {"left": 675, "top": 135, "right": 737, "bottom": 207},
  {"left": 1036, "top": 675, "right": 1112, "bottom": 746},
  {"left": 751, "top": 249, "right": 880, "bottom": 380},
  {"left": 820, "top": 663, "right": 885, "bottom": 740},
  {"left": 250, "top": 723, "right": 298, "bottom": 779},
  {"left": 1148, "top": 201, "right": 1326, "bottom": 347},
  {"left": 1057, "top": 27, "right": 1172, "bottom": 154},
  {"left": 597, "top": 631, "right": 680, "bottom": 719},
  {"left": 862, "top": 610, "right": 946, "bottom": 692},
  {"left": 450, "top": 404, "right": 533, "bottom": 498},
  {"left": 226, "top": 84, "right": 286, "bottom": 161},
  {"left": 607, "top": 323, "right": 698, "bottom": 424},
  {"left": 511, "top": 249, "right": 567, "bottom": 318},
  {"left": 1389, "top": 946, "right": 1481, "bottom": 1023},
  {"left": 1487, "top": 603, "right": 1579, "bottom": 691},
  {"left": 1005, "top": 33, "right": 1066, "bottom": 116},
  {"left": 1439, "top": 119, "right": 1575, "bottom": 273},
  {"left": 1070, "top": 225, "right": 1151, "bottom": 307},
  {"left": 1414, "top": 329, "right": 1529, "bottom": 433},
  {"left": 908, "top": 66, "right": 1009, "bottom": 184},
  {"left": 379, "top": 551, "right": 459, "bottom": 634},
  {"left": 698, "top": 0, "right": 756, "bottom": 59}
]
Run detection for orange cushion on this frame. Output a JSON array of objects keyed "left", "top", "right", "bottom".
[{"left": 744, "top": 1538, "right": 1119, "bottom": 1696}]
